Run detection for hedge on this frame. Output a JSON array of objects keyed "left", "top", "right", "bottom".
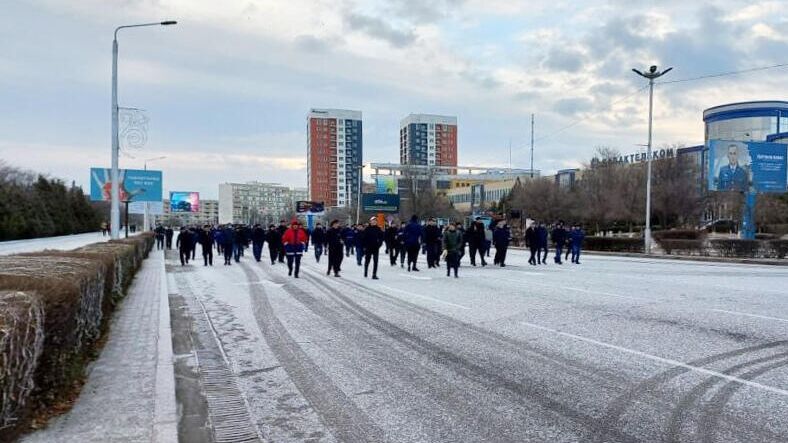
[
  {"left": 0, "top": 233, "right": 153, "bottom": 441},
  {"left": 583, "top": 236, "right": 644, "bottom": 253},
  {"left": 656, "top": 239, "right": 706, "bottom": 256},
  {"left": 652, "top": 229, "right": 706, "bottom": 240}
]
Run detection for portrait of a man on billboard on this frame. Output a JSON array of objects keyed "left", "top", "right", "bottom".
[{"left": 711, "top": 141, "right": 750, "bottom": 192}]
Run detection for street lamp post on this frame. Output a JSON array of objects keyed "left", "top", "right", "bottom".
[
  {"left": 632, "top": 65, "right": 672, "bottom": 254},
  {"left": 143, "top": 156, "right": 167, "bottom": 231},
  {"left": 111, "top": 20, "right": 177, "bottom": 240}
]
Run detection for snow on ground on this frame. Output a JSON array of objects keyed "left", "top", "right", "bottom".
[
  {"left": 0, "top": 231, "right": 139, "bottom": 255},
  {"left": 164, "top": 246, "right": 788, "bottom": 442}
]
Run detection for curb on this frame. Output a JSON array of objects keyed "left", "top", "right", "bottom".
[{"left": 153, "top": 250, "right": 178, "bottom": 442}]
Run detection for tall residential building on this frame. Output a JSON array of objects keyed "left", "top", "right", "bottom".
[
  {"left": 399, "top": 114, "right": 458, "bottom": 167},
  {"left": 307, "top": 108, "right": 363, "bottom": 208},
  {"left": 218, "top": 182, "right": 302, "bottom": 225}
]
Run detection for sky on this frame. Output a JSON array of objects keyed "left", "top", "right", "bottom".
[{"left": 1, "top": 0, "right": 787, "bottom": 199}]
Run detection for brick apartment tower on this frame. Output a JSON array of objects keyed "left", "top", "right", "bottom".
[
  {"left": 307, "top": 109, "right": 363, "bottom": 208},
  {"left": 399, "top": 114, "right": 458, "bottom": 167}
]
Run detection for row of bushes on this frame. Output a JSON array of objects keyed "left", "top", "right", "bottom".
[
  {"left": 0, "top": 233, "right": 154, "bottom": 442},
  {"left": 657, "top": 238, "right": 788, "bottom": 259}
]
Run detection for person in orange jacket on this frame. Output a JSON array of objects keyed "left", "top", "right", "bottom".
[{"left": 281, "top": 218, "right": 308, "bottom": 278}]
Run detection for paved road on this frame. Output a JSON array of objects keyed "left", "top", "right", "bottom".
[{"left": 166, "top": 248, "right": 788, "bottom": 442}]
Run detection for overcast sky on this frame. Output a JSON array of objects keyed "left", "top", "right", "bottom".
[{"left": 1, "top": 0, "right": 787, "bottom": 198}]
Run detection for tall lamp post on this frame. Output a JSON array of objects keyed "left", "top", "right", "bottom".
[
  {"left": 111, "top": 20, "right": 177, "bottom": 239},
  {"left": 143, "top": 156, "right": 167, "bottom": 231},
  {"left": 632, "top": 65, "right": 672, "bottom": 254}
]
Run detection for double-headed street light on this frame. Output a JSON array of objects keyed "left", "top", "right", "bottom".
[
  {"left": 110, "top": 21, "right": 177, "bottom": 239},
  {"left": 632, "top": 65, "right": 672, "bottom": 254}
]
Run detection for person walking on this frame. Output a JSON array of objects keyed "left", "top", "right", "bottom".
[
  {"left": 362, "top": 217, "right": 384, "bottom": 279},
  {"left": 199, "top": 225, "right": 214, "bottom": 266},
  {"left": 468, "top": 219, "right": 487, "bottom": 267},
  {"left": 251, "top": 224, "right": 266, "bottom": 262},
  {"left": 354, "top": 224, "right": 365, "bottom": 266},
  {"left": 221, "top": 225, "right": 234, "bottom": 265},
  {"left": 342, "top": 224, "right": 356, "bottom": 257},
  {"left": 570, "top": 225, "right": 585, "bottom": 264},
  {"left": 442, "top": 223, "right": 461, "bottom": 278},
  {"left": 276, "top": 220, "right": 288, "bottom": 263},
  {"left": 537, "top": 222, "right": 549, "bottom": 265},
  {"left": 282, "top": 219, "right": 307, "bottom": 278},
  {"left": 311, "top": 222, "right": 326, "bottom": 263},
  {"left": 154, "top": 225, "right": 165, "bottom": 250},
  {"left": 326, "top": 220, "right": 344, "bottom": 277},
  {"left": 176, "top": 228, "right": 193, "bottom": 266},
  {"left": 424, "top": 218, "right": 442, "bottom": 269},
  {"left": 552, "top": 221, "right": 567, "bottom": 264},
  {"left": 190, "top": 227, "right": 199, "bottom": 261},
  {"left": 165, "top": 227, "right": 174, "bottom": 249},
  {"left": 265, "top": 225, "right": 281, "bottom": 265},
  {"left": 455, "top": 222, "right": 466, "bottom": 263},
  {"left": 493, "top": 221, "right": 512, "bottom": 267},
  {"left": 525, "top": 222, "right": 538, "bottom": 265},
  {"left": 385, "top": 222, "right": 399, "bottom": 266},
  {"left": 404, "top": 215, "right": 423, "bottom": 272}
]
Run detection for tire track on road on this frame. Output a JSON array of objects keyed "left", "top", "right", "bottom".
[{"left": 239, "top": 263, "right": 390, "bottom": 443}]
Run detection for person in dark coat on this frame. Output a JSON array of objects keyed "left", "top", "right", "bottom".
[
  {"left": 536, "top": 222, "right": 549, "bottom": 265},
  {"left": 423, "top": 218, "right": 442, "bottom": 269},
  {"left": 443, "top": 223, "right": 462, "bottom": 278},
  {"left": 311, "top": 222, "right": 326, "bottom": 263},
  {"left": 213, "top": 227, "right": 223, "bottom": 256},
  {"left": 276, "top": 220, "right": 288, "bottom": 263},
  {"left": 361, "top": 217, "right": 384, "bottom": 279},
  {"left": 265, "top": 225, "right": 281, "bottom": 265},
  {"left": 396, "top": 222, "right": 407, "bottom": 268},
  {"left": 154, "top": 225, "right": 165, "bottom": 250},
  {"left": 552, "top": 221, "right": 567, "bottom": 264},
  {"left": 455, "top": 222, "right": 466, "bottom": 262},
  {"left": 190, "top": 227, "right": 199, "bottom": 260},
  {"left": 176, "top": 228, "right": 193, "bottom": 266},
  {"left": 403, "top": 215, "right": 423, "bottom": 272},
  {"left": 570, "top": 225, "right": 585, "bottom": 264},
  {"left": 221, "top": 225, "right": 234, "bottom": 265},
  {"left": 354, "top": 224, "right": 365, "bottom": 266},
  {"left": 525, "top": 222, "right": 538, "bottom": 265},
  {"left": 385, "top": 223, "right": 399, "bottom": 266},
  {"left": 493, "top": 221, "right": 512, "bottom": 267},
  {"left": 342, "top": 225, "right": 356, "bottom": 257},
  {"left": 198, "top": 225, "right": 214, "bottom": 266},
  {"left": 251, "top": 224, "right": 266, "bottom": 262},
  {"left": 467, "top": 219, "right": 487, "bottom": 267},
  {"left": 326, "top": 220, "right": 344, "bottom": 277},
  {"left": 165, "top": 227, "right": 174, "bottom": 249}
]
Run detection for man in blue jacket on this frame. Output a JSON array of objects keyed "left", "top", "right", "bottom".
[
  {"left": 251, "top": 224, "right": 266, "bottom": 262},
  {"left": 536, "top": 222, "right": 549, "bottom": 265},
  {"left": 404, "top": 215, "right": 423, "bottom": 272},
  {"left": 221, "top": 225, "right": 235, "bottom": 266},
  {"left": 570, "top": 225, "right": 586, "bottom": 264},
  {"left": 343, "top": 225, "right": 356, "bottom": 257}
]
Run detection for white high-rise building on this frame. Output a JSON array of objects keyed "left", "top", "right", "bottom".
[{"left": 218, "top": 182, "right": 304, "bottom": 225}]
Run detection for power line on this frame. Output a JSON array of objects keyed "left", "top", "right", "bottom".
[{"left": 657, "top": 61, "right": 788, "bottom": 85}]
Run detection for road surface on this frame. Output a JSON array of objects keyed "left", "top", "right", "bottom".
[{"left": 166, "top": 247, "right": 788, "bottom": 442}]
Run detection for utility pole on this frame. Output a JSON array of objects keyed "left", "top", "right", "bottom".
[
  {"left": 632, "top": 65, "right": 672, "bottom": 254},
  {"left": 530, "top": 114, "right": 534, "bottom": 178}
]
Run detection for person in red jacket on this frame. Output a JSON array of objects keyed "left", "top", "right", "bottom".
[{"left": 281, "top": 218, "right": 308, "bottom": 278}]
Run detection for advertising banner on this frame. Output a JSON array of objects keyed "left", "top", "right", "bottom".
[
  {"left": 708, "top": 140, "right": 787, "bottom": 193},
  {"left": 128, "top": 201, "right": 164, "bottom": 215},
  {"left": 296, "top": 201, "right": 325, "bottom": 214},
  {"left": 90, "top": 168, "right": 163, "bottom": 202},
  {"left": 170, "top": 192, "right": 200, "bottom": 213},
  {"left": 374, "top": 175, "right": 399, "bottom": 194},
  {"left": 362, "top": 193, "right": 400, "bottom": 213}
]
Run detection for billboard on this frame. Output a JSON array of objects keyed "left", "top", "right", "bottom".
[
  {"left": 90, "top": 168, "right": 163, "bottom": 202},
  {"left": 374, "top": 175, "right": 398, "bottom": 194},
  {"left": 362, "top": 193, "right": 400, "bottom": 213},
  {"left": 296, "top": 201, "right": 325, "bottom": 214},
  {"left": 708, "top": 140, "right": 787, "bottom": 193},
  {"left": 170, "top": 192, "right": 200, "bottom": 213},
  {"left": 128, "top": 201, "right": 164, "bottom": 215}
]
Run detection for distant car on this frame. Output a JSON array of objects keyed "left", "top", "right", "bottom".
[{"left": 701, "top": 219, "right": 737, "bottom": 234}]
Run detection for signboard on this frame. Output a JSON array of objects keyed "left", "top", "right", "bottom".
[
  {"left": 374, "top": 175, "right": 398, "bottom": 194},
  {"left": 90, "top": 168, "right": 162, "bottom": 202},
  {"left": 708, "top": 140, "right": 787, "bottom": 193},
  {"left": 170, "top": 192, "right": 200, "bottom": 213},
  {"left": 296, "top": 201, "right": 325, "bottom": 214},
  {"left": 362, "top": 193, "right": 400, "bottom": 213},
  {"left": 591, "top": 148, "right": 676, "bottom": 166},
  {"left": 129, "top": 201, "right": 164, "bottom": 215}
]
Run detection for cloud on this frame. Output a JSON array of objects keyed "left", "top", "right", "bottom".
[
  {"left": 553, "top": 97, "right": 594, "bottom": 115},
  {"left": 542, "top": 47, "right": 587, "bottom": 73},
  {"left": 345, "top": 12, "right": 417, "bottom": 47}
]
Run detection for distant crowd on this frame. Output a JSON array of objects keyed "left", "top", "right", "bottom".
[{"left": 154, "top": 216, "right": 585, "bottom": 280}]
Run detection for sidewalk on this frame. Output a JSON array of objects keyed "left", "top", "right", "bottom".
[{"left": 22, "top": 250, "right": 177, "bottom": 443}]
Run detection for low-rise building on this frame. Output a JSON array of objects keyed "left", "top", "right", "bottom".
[
  {"left": 154, "top": 199, "right": 219, "bottom": 227},
  {"left": 219, "top": 182, "right": 305, "bottom": 225}
]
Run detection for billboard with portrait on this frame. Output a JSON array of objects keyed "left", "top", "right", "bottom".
[
  {"left": 90, "top": 168, "right": 163, "bottom": 202},
  {"left": 170, "top": 192, "right": 200, "bottom": 213},
  {"left": 708, "top": 140, "right": 787, "bottom": 193}
]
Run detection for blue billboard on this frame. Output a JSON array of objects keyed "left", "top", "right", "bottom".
[
  {"left": 90, "top": 168, "right": 163, "bottom": 202},
  {"left": 362, "top": 193, "right": 400, "bottom": 213},
  {"left": 708, "top": 140, "right": 787, "bottom": 193}
]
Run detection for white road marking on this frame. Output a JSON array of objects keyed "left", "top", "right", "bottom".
[
  {"left": 377, "top": 284, "right": 471, "bottom": 310},
  {"left": 520, "top": 321, "right": 788, "bottom": 398},
  {"left": 709, "top": 309, "right": 788, "bottom": 324},
  {"left": 398, "top": 273, "right": 432, "bottom": 280}
]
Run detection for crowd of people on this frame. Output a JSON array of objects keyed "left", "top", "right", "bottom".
[{"left": 153, "top": 216, "right": 586, "bottom": 280}]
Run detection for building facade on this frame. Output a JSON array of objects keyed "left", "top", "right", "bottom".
[
  {"left": 307, "top": 108, "right": 363, "bottom": 208},
  {"left": 704, "top": 101, "right": 788, "bottom": 144},
  {"left": 154, "top": 199, "right": 219, "bottom": 227},
  {"left": 399, "top": 114, "right": 458, "bottom": 167},
  {"left": 218, "top": 182, "right": 302, "bottom": 225}
]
